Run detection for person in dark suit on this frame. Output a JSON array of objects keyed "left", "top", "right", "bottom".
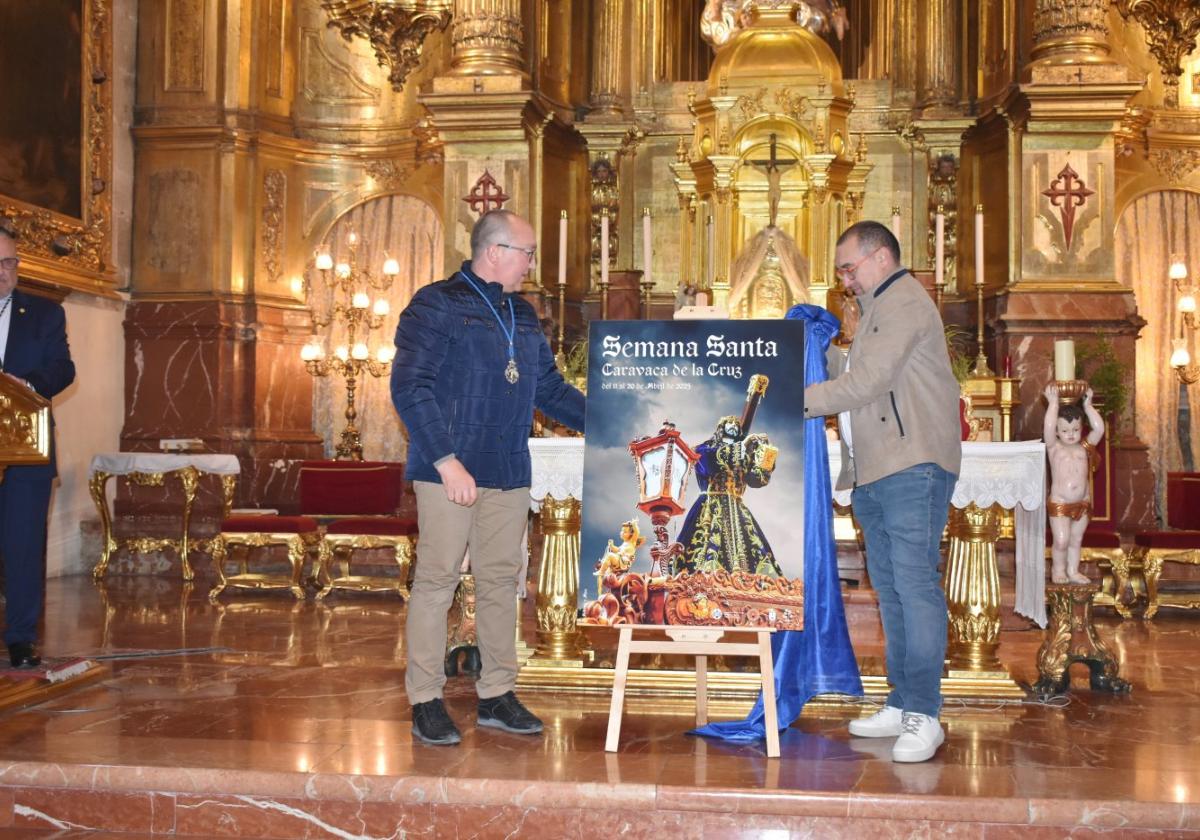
[{"left": 0, "top": 228, "right": 75, "bottom": 668}]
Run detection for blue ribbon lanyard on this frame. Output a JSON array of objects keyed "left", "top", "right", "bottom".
[{"left": 462, "top": 274, "right": 518, "bottom": 379}]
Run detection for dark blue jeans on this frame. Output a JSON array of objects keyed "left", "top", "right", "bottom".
[{"left": 852, "top": 462, "right": 957, "bottom": 718}]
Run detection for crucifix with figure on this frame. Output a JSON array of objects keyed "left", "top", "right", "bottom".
[{"left": 746, "top": 134, "right": 799, "bottom": 228}]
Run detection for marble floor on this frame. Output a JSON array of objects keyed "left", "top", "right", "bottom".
[{"left": 0, "top": 574, "right": 1197, "bottom": 838}]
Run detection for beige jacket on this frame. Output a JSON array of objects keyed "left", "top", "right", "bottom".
[{"left": 806, "top": 270, "right": 962, "bottom": 489}]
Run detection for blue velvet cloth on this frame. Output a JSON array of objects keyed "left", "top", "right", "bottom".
[{"left": 691, "top": 304, "right": 863, "bottom": 742}]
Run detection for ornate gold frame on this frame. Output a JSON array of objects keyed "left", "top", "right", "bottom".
[{"left": 1, "top": 0, "right": 116, "bottom": 296}]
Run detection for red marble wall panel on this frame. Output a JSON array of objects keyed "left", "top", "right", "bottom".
[{"left": 121, "top": 298, "right": 323, "bottom": 514}]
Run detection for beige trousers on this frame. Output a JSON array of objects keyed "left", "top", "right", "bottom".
[{"left": 406, "top": 480, "right": 530, "bottom": 704}]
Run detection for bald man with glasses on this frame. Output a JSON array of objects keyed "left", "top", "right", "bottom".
[{"left": 391, "top": 210, "right": 584, "bottom": 746}]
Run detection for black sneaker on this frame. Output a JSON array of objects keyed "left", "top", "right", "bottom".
[
  {"left": 477, "top": 691, "right": 543, "bottom": 735},
  {"left": 411, "top": 698, "right": 462, "bottom": 746}
]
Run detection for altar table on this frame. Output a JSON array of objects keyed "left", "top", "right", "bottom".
[
  {"left": 90, "top": 453, "right": 241, "bottom": 581},
  {"left": 831, "top": 440, "right": 1048, "bottom": 627}
]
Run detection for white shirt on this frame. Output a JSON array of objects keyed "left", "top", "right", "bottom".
[
  {"left": 0, "top": 293, "right": 12, "bottom": 371},
  {"left": 836, "top": 351, "right": 854, "bottom": 458}
]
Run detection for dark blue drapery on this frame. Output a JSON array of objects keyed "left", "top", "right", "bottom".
[{"left": 692, "top": 304, "right": 863, "bottom": 742}]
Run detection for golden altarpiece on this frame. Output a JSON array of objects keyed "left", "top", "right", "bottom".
[{"left": 9, "top": 0, "right": 1187, "bottom": 701}]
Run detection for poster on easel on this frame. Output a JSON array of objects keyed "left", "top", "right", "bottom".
[{"left": 578, "top": 319, "right": 805, "bottom": 630}]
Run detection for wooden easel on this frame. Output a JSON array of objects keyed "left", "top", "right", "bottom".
[{"left": 605, "top": 624, "right": 780, "bottom": 758}]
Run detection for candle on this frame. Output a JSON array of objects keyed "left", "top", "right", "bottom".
[
  {"left": 558, "top": 210, "right": 568, "bottom": 287},
  {"left": 600, "top": 211, "right": 610, "bottom": 288},
  {"left": 891, "top": 206, "right": 901, "bottom": 239},
  {"left": 642, "top": 208, "right": 652, "bottom": 289},
  {"left": 934, "top": 207, "right": 945, "bottom": 288},
  {"left": 1054, "top": 339, "right": 1075, "bottom": 381},
  {"left": 1003, "top": 355, "right": 1012, "bottom": 378},
  {"left": 975, "top": 205, "right": 984, "bottom": 286},
  {"left": 706, "top": 215, "right": 715, "bottom": 286}
]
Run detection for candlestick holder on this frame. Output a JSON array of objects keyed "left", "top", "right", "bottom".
[
  {"left": 598, "top": 279, "right": 609, "bottom": 320},
  {"left": 556, "top": 209, "right": 568, "bottom": 370},
  {"left": 1053, "top": 379, "right": 1087, "bottom": 405},
  {"left": 297, "top": 231, "right": 398, "bottom": 460},
  {"left": 972, "top": 204, "right": 992, "bottom": 377}
]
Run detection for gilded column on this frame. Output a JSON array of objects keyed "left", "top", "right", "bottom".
[
  {"left": 916, "top": 0, "right": 959, "bottom": 114},
  {"left": 944, "top": 503, "right": 1003, "bottom": 673},
  {"left": 892, "top": 0, "right": 918, "bottom": 91},
  {"left": 448, "top": 0, "right": 525, "bottom": 77},
  {"left": 533, "top": 497, "right": 586, "bottom": 664},
  {"left": 1030, "top": 0, "right": 1110, "bottom": 66},
  {"left": 590, "top": 0, "right": 625, "bottom": 115}
]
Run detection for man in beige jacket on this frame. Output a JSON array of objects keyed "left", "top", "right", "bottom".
[{"left": 805, "top": 221, "right": 961, "bottom": 763}]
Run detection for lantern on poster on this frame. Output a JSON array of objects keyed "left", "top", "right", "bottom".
[{"left": 629, "top": 421, "right": 699, "bottom": 576}]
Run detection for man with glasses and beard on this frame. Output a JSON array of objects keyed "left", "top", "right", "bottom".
[
  {"left": 0, "top": 227, "right": 75, "bottom": 669},
  {"left": 803, "top": 221, "right": 960, "bottom": 763}
]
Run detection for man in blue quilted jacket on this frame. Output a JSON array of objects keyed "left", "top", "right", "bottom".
[{"left": 391, "top": 209, "right": 585, "bottom": 746}]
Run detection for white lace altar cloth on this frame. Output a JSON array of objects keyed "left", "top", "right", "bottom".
[
  {"left": 528, "top": 437, "right": 584, "bottom": 509},
  {"left": 90, "top": 452, "right": 241, "bottom": 476},
  {"left": 831, "top": 441, "right": 1047, "bottom": 626}
]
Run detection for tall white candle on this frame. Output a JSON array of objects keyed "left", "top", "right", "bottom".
[
  {"left": 1054, "top": 339, "right": 1075, "bottom": 381},
  {"left": 975, "top": 205, "right": 985, "bottom": 286},
  {"left": 642, "top": 208, "right": 652, "bottom": 289},
  {"left": 706, "top": 215, "right": 715, "bottom": 286},
  {"left": 558, "top": 210, "right": 567, "bottom": 287},
  {"left": 934, "top": 208, "right": 945, "bottom": 287},
  {"left": 891, "top": 206, "right": 901, "bottom": 239},
  {"left": 600, "top": 211, "right": 610, "bottom": 287}
]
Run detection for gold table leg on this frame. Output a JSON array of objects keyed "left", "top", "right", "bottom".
[
  {"left": 89, "top": 471, "right": 115, "bottom": 580},
  {"left": 532, "top": 495, "right": 587, "bottom": 665},
  {"left": 944, "top": 502, "right": 1003, "bottom": 673},
  {"left": 1141, "top": 548, "right": 1164, "bottom": 620},
  {"left": 220, "top": 474, "right": 237, "bottom": 518},
  {"left": 177, "top": 466, "right": 200, "bottom": 581}
]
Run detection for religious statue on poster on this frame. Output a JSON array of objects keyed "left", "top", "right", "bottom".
[
  {"left": 582, "top": 373, "right": 801, "bottom": 629},
  {"left": 1043, "top": 382, "right": 1105, "bottom": 585},
  {"left": 675, "top": 376, "right": 781, "bottom": 577}
]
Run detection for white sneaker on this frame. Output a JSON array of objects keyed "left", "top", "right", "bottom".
[
  {"left": 891, "top": 712, "right": 944, "bottom": 763},
  {"left": 848, "top": 705, "right": 904, "bottom": 738}
]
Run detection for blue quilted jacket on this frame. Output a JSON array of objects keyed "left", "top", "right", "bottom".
[{"left": 391, "top": 263, "right": 585, "bottom": 489}]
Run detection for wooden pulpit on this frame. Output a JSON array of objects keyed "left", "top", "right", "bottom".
[{"left": 0, "top": 372, "right": 50, "bottom": 479}]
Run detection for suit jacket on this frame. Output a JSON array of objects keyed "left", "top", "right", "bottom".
[{"left": 3, "top": 288, "right": 75, "bottom": 482}]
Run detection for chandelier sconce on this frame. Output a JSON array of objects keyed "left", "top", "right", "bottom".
[
  {"left": 1169, "top": 257, "right": 1198, "bottom": 385},
  {"left": 296, "top": 230, "right": 401, "bottom": 459}
]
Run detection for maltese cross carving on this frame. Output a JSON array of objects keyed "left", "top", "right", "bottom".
[
  {"left": 1041, "top": 163, "right": 1094, "bottom": 250},
  {"left": 463, "top": 170, "right": 509, "bottom": 216}
]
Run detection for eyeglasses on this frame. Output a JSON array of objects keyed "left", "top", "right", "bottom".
[
  {"left": 496, "top": 243, "right": 537, "bottom": 261},
  {"left": 834, "top": 247, "right": 882, "bottom": 281},
  {"left": 0, "top": 257, "right": 19, "bottom": 271}
]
